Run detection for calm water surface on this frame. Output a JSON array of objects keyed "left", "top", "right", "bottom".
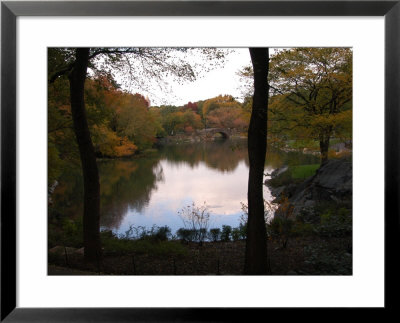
[{"left": 51, "top": 139, "right": 319, "bottom": 236}]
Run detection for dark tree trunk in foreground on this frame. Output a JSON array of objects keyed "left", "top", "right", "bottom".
[
  {"left": 244, "top": 48, "right": 269, "bottom": 275},
  {"left": 69, "top": 48, "right": 102, "bottom": 263}
]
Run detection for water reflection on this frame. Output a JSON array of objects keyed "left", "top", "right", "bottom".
[
  {"left": 51, "top": 139, "right": 320, "bottom": 236},
  {"left": 158, "top": 139, "right": 249, "bottom": 172},
  {"left": 99, "top": 157, "right": 163, "bottom": 229}
]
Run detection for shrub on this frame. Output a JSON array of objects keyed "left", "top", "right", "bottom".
[
  {"left": 316, "top": 213, "right": 352, "bottom": 237},
  {"left": 221, "top": 225, "right": 232, "bottom": 242},
  {"left": 100, "top": 227, "right": 188, "bottom": 257},
  {"left": 267, "top": 170, "right": 293, "bottom": 188},
  {"left": 154, "top": 226, "right": 172, "bottom": 242},
  {"left": 291, "top": 222, "right": 315, "bottom": 237},
  {"left": 176, "top": 228, "right": 196, "bottom": 243},
  {"left": 198, "top": 228, "right": 208, "bottom": 243},
  {"left": 297, "top": 207, "right": 319, "bottom": 224},
  {"left": 178, "top": 202, "right": 211, "bottom": 244},
  {"left": 267, "top": 195, "right": 294, "bottom": 248},
  {"left": 231, "top": 227, "right": 241, "bottom": 241},
  {"left": 209, "top": 228, "right": 221, "bottom": 242},
  {"left": 101, "top": 229, "right": 116, "bottom": 239},
  {"left": 121, "top": 224, "right": 173, "bottom": 242},
  {"left": 313, "top": 205, "right": 352, "bottom": 237},
  {"left": 135, "top": 226, "right": 148, "bottom": 240},
  {"left": 238, "top": 223, "right": 247, "bottom": 240},
  {"left": 304, "top": 245, "right": 352, "bottom": 275},
  {"left": 102, "top": 236, "right": 188, "bottom": 257},
  {"left": 57, "top": 216, "right": 83, "bottom": 247},
  {"left": 267, "top": 216, "right": 294, "bottom": 248}
]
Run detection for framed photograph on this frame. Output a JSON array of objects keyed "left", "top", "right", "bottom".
[{"left": 2, "top": 0, "right": 398, "bottom": 320}]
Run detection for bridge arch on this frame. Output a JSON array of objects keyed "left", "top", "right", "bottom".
[
  {"left": 196, "top": 128, "right": 233, "bottom": 140},
  {"left": 212, "top": 130, "right": 229, "bottom": 139}
]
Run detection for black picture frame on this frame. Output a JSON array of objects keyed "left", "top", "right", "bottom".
[{"left": 1, "top": 0, "right": 399, "bottom": 321}]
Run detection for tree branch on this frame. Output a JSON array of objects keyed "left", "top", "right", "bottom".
[{"left": 49, "top": 64, "right": 74, "bottom": 84}]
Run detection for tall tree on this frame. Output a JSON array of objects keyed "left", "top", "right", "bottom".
[
  {"left": 269, "top": 48, "right": 352, "bottom": 164},
  {"left": 68, "top": 48, "right": 102, "bottom": 263},
  {"left": 244, "top": 48, "right": 269, "bottom": 275},
  {"left": 238, "top": 48, "right": 352, "bottom": 164}
]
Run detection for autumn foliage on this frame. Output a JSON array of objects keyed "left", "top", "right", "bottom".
[{"left": 269, "top": 48, "right": 352, "bottom": 162}]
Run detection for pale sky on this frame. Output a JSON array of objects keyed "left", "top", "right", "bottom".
[{"left": 122, "top": 48, "right": 253, "bottom": 107}]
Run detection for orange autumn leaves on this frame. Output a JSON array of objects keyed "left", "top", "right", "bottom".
[
  {"left": 85, "top": 76, "right": 155, "bottom": 156},
  {"left": 48, "top": 76, "right": 157, "bottom": 183},
  {"left": 202, "top": 95, "right": 249, "bottom": 130},
  {"left": 91, "top": 125, "right": 137, "bottom": 158}
]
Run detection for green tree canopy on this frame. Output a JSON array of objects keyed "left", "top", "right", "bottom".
[
  {"left": 238, "top": 48, "right": 352, "bottom": 163},
  {"left": 269, "top": 48, "right": 352, "bottom": 162}
]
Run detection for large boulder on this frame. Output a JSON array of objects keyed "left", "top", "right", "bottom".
[{"left": 267, "top": 158, "right": 352, "bottom": 217}]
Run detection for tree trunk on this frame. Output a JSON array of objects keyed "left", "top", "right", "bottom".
[
  {"left": 68, "top": 48, "right": 102, "bottom": 263},
  {"left": 319, "top": 135, "right": 330, "bottom": 165},
  {"left": 244, "top": 48, "right": 269, "bottom": 275}
]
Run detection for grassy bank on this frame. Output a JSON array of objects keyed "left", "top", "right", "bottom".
[
  {"left": 290, "top": 164, "right": 320, "bottom": 179},
  {"left": 268, "top": 163, "right": 320, "bottom": 188}
]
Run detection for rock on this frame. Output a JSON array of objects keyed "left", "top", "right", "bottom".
[
  {"left": 313, "top": 158, "right": 352, "bottom": 194},
  {"left": 269, "top": 186, "right": 285, "bottom": 199},
  {"left": 265, "top": 165, "right": 293, "bottom": 201},
  {"left": 48, "top": 180, "right": 59, "bottom": 194},
  {"left": 269, "top": 158, "right": 352, "bottom": 217},
  {"left": 303, "top": 200, "right": 315, "bottom": 208},
  {"left": 75, "top": 247, "right": 85, "bottom": 255},
  {"left": 48, "top": 180, "right": 59, "bottom": 204},
  {"left": 270, "top": 165, "right": 289, "bottom": 178},
  {"left": 286, "top": 270, "right": 298, "bottom": 275},
  {"left": 49, "top": 246, "right": 77, "bottom": 255},
  {"left": 49, "top": 246, "right": 64, "bottom": 254}
]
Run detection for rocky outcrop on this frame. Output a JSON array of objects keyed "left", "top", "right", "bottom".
[{"left": 266, "top": 158, "right": 352, "bottom": 217}]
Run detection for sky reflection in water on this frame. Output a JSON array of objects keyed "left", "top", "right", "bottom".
[
  {"left": 52, "top": 139, "right": 319, "bottom": 237},
  {"left": 114, "top": 159, "right": 273, "bottom": 236}
]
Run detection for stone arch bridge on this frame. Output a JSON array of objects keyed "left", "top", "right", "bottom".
[{"left": 195, "top": 128, "right": 237, "bottom": 140}]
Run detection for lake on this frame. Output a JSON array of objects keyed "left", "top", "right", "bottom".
[{"left": 50, "top": 139, "right": 320, "bottom": 237}]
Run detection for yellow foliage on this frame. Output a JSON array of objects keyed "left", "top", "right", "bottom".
[
  {"left": 267, "top": 48, "right": 352, "bottom": 148},
  {"left": 202, "top": 95, "right": 241, "bottom": 116},
  {"left": 91, "top": 125, "right": 137, "bottom": 157},
  {"left": 114, "top": 137, "right": 137, "bottom": 157}
]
